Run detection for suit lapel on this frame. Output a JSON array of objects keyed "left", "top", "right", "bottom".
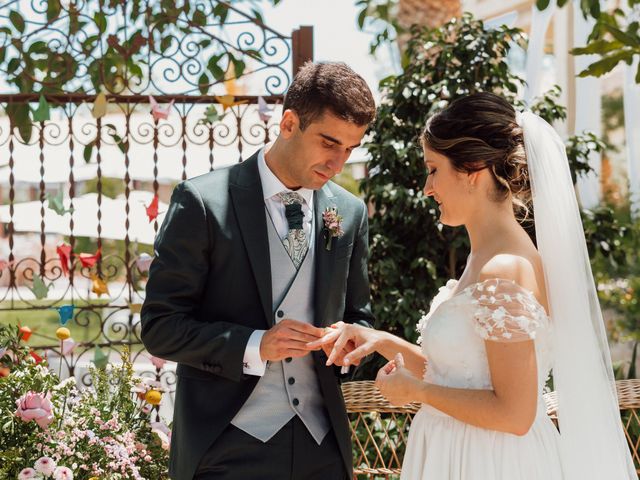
[
  {"left": 313, "top": 183, "right": 337, "bottom": 327},
  {"left": 229, "top": 153, "right": 273, "bottom": 327}
]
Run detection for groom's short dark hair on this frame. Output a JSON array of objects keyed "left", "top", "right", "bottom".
[{"left": 284, "top": 61, "right": 376, "bottom": 130}]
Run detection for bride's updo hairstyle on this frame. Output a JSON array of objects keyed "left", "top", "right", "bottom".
[{"left": 422, "top": 92, "right": 531, "bottom": 221}]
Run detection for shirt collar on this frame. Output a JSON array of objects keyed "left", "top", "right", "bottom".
[{"left": 257, "top": 146, "right": 314, "bottom": 206}]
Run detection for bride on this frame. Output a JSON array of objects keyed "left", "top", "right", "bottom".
[{"left": 309, "top": 92, "right": 637, "bottom": 479}]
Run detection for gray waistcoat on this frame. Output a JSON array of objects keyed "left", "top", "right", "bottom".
[{"left": 230, "top": 213, "right": 330, "bottom": 444}]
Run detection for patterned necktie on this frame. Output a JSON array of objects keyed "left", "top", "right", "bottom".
[{"left": 277, "top": 191, "right": 308, "bottom": 269}]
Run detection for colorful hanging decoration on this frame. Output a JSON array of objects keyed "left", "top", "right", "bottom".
[
  {"left": 57, "top": 243, "right": 72, "bottom": 276},
  {"left": 135, "top": 253, "right": 153, "bottom": 273},
  {"left": 145, "top": 195, "right": 160, "bottom": 223},
  {"left": 149, "top": 95, "right": 174, "bottom": 121},
  {"left": 53, "top": 305, "right": 75, "bottom": 325},
  {"left": 47, "top": 190, "right": 73, "bottom": 216},
  {"left": 214, "top": 95, "right": 248, "bottom": 112},
  {"left": 92, "top": 92, "right": 108, "bottom": 119},
  {"left": 92, "top": 347, "right": 109, "bottom": 369},
  {"left": 258, "top": 96, "right": 275, "bottom": 123},
  {"left": 78, "top": 247, "right": 101, "bottom": 268},
  {"left": 30, "top": 276, "right": 51, "bottom": 300}
]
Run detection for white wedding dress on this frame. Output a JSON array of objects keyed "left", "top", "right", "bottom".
[{"left": 401, "top": 278, "right": 564, "bottom": 479}]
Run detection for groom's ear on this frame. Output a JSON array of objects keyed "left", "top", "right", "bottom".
[{"left": 279, "top": 109, "right": 300, "bottom": 139}]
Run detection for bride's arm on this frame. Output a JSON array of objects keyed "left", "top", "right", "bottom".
[{"left": 378, "top": 340, "right": 538, "bottom": 436}]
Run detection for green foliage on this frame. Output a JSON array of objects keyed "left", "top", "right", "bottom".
[
  {"left": 539, "top": 1, "right": 640, "bottom": 82},
  {"left": 357, "top": 14, "right": 617, "bottom": 379},
  {"left": 354, "top": 0, "right": 400, "bottom": 55}
]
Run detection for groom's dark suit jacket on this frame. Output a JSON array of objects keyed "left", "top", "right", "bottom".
[{"left": 141, "top": 151, "right": 375, "bottom": 480}]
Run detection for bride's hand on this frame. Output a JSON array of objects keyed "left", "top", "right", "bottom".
[
  {"left": 306, "top": 321, "right": 381, "bottom": 367},
  {"left": 375, "top": 353, "right": 419, "bottom": 406}
]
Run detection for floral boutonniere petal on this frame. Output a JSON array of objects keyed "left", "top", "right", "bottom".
[{"left": 322, "top": 207, "right": 344, "bottom": 251}]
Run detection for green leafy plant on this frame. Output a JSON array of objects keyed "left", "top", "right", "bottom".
[
  {"left": 0, "top": 324, "right": 170, "bottom": 479},
  {"left": 356, "top": 14, "right": 615, "bottom": 379}
]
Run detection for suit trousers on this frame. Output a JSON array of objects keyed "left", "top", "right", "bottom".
[{"left": 193, "top": 416, "right": 349, "bottom": 480}]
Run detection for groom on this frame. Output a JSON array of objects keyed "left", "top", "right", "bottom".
[{"left": 141, "top": 61, "right": 376, "bottom": 480}]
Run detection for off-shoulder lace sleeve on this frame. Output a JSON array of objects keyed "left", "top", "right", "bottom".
[{"left": 469, "top": 278, "right": 549, "bottom": 342}]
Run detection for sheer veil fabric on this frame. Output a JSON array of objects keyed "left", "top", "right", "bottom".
[{"left": 519, "top": 111, "right": 637, "bottom": 479}]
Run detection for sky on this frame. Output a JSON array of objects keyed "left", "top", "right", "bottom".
[{"left": 258, "top": 0, "right": 400, "bottom": 97}]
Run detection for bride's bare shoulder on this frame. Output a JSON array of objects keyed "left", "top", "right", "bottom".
[{"left": 478, "top": 252, "right": 547, "bottom": 307}]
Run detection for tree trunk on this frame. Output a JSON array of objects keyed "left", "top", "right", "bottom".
[{"left": 396, "top": 0, "right": 462, "bottom": 51}]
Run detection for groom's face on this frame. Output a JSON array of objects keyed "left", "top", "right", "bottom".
[{"left": 280, "top": 109, "right": 368, "bottom": 190}]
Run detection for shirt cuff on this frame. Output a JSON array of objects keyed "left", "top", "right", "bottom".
[{"left": 243, "top": 330, "right": 267, "bottom": 376}]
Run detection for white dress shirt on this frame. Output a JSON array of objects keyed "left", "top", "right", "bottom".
[{"left": 242, "top": 146, "right": 314, "bottom": 376}]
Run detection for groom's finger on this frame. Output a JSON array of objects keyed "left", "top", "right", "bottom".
[
  {"left": 286, "top": 321, "right": 325, "bottom": 339},
  {"left": 284, "top": 329, "right": 325, "bottom": 344}
]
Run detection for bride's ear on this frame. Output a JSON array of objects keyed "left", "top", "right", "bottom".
[{"left": 466, "top": 170, "right": 481, "bottom": 193}]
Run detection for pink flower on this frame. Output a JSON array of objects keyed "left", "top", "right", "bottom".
[
  {"left": 18, "top": 468, "right": 37, "bottom": 479},
  {"left": 34, "top": 456, "right": 57, "bottom": 476},
  {"left": 151, "top": 421, "right": 172, "bottom": 450},
  {"left": 53, "top": 466, "right": 74, "bottom": 480},
  {"left": 15, "top": 391, "right": 54, "bottom": 429}
]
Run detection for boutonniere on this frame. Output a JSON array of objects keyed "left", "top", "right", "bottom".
[{"left": 322, "top": 207, "right": 344, "bottom": 251}]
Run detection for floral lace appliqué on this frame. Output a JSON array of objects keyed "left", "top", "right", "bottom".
[{"left": 469, "top": 279, "right": 549, "bottom": 342}]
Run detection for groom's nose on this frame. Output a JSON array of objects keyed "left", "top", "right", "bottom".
[{"left": 325, "top": 157, "right": 346, "bottom": 175}]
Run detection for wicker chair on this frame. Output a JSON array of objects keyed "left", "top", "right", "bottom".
[{"left": 342, "top": 379, "right": 640, "bottom": 480}]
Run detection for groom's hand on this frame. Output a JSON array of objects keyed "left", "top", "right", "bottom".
[{"left": 260, "top": 319, "right": 325, "bottom": 362}]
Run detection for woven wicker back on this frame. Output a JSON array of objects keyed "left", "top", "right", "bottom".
[{"left": 342, "top": 379, "right": 640, "bottom": 479}]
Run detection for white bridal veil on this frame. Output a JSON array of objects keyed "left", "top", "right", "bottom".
[{"left": 519, "top": 110, "right": 637, "bottom": 479}]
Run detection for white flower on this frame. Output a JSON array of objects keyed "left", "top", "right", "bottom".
[
  {"left": 53, "top": 466, "right": 73, "bottom": 480},
  {"left": 34, "top": 456, "right": 57, "bottom": 476},
  {"left": 18, "top": 468, "right": 38, "bottom": 480}
]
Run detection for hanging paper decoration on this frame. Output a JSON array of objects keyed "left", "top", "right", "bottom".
[
  {"left": 128, "top": 302, "right": 142, "bottom": 314},
  {"left": 78, "top": 247, "right": 101, "bottom": 268},
  {"left": 149, "top": 95, "right": 174, "bottom": 121},
  {"left": 0, "top": 259, "right": 14, "bottom": 270},
  {"left": 30, "top": 275, "right": 51, "bottom": 300},
  {"left": 91, "top": 273, "right": 109, "bottom": 297},
  {"left": 149, "top": 355, "right": 167, "bottom": 370},
  {"left": 57, "top": 243, "right": 72, "bottom": 277},
  {"left": 47, "top": 190, "right": 73, "bottom": 216},
  {"left": 135, "top": 253, "right": 153, "bottom": 273},
  {"left": 258, "top": 96, "right": 275, "bottom": 123},
  {"left": 92, "top": 92, "right": 108, "bottom": 119},
  {"left": 61, "top": 338, "right": 76, "bottom": 356},
  {"left": 202, "top": 104, "right": 221, "bottom": 124},
  {"left": 32, "top": 94, "right": 51, "bottom": 122},
  {"left": 54, "top": 305, "right": 75, "bottom": 325},
  {"left": 145, "top": 195, "right": 159, "bottom": 223},
  {"left": 214, "top": 95, "right": 248, "bottom": 112},
  {"left": 92, "top": 347, "right": 109, "bottom": 369}
]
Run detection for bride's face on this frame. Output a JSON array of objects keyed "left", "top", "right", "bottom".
[{"left": 422, "top": 147, "right": 472, "bottom": 227}]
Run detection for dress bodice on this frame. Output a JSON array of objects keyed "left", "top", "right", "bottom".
[{"left": 418, "top": 279, "right": 553, "bottom": 402}]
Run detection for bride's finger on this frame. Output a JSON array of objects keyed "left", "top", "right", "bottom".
[
  {"left": 306, "top": 330, "right": 340, "bottom": 349},
  {"left": 342, "top": 342, "right": 375, "bottom": 366},
  {"left": 394, "top": 352, "right": 405, "bottom": 369},
  {"left": 326, "top": 333, "right": 350, "bottom": 366}
]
